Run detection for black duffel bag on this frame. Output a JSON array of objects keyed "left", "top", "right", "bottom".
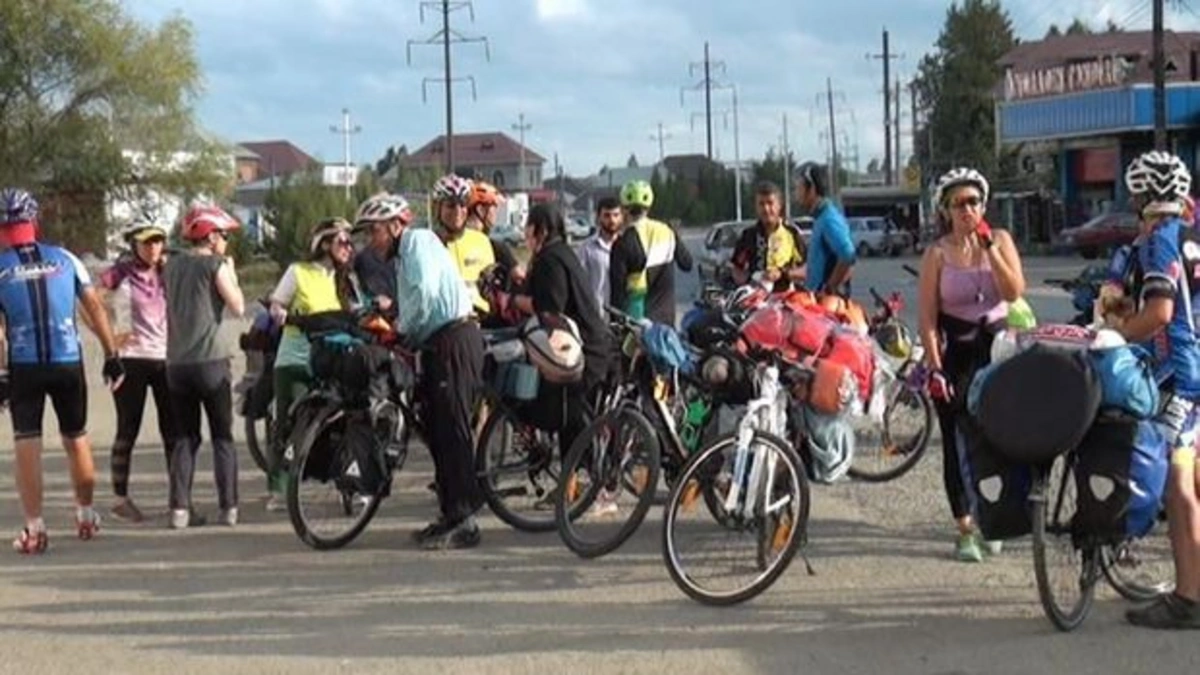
[{"left": 975, "top": 344, "right": 1101, "bottom": 465}]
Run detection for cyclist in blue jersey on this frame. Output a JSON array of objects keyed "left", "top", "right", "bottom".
[
  {"left": 795, "top": 163, "right": 856, "bottom": 296},
  {"left": 1116, "top": 151, "right": 1200, "bottom": 630},
  {"left": 0, "top": 188, "right": 125, "bottom": 554}
]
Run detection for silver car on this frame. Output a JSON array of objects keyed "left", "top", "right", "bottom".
[
  {"left": 697, "top": 219, "right": 753, "bottom": 285},
  {"left": 847, "top": 217, "right": 890, "bottom": 257}
]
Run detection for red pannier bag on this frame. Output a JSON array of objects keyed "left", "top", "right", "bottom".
[
  {"left": 823, "top": 327, "right": 875, "bottom": 402},
  {"left": 740, "top": 304, "right": 837, "bottom": 360}
]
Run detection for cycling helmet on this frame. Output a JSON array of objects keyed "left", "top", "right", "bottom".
[
  {"left": 468, "top": 180, "right": 504, "bottom": 209},
  {"left": 0, "top": 188, "right": 38, "bottom": 225},
  {"left": 620, "top": 180, "right": 654, "bottom": 209},
  {"left": 308, "top": 217, "right": 352, "bottom": 255},
  {"left": 933, "top": 167, "right": 990, "bottom": 208},
  {"left": 122, "top": 219, "right": 169, "bottom": 244},
  {"left": 1125, "top": 150, "right": 1192, "bottom": 216},
  {"left": 873, "top": 321, "right": 913, "bottom": 360},
  {"left": 431, "top": 174, "right": 473, "bottom": 204},
  {"left": 354, "top": 192, "right": 413, "bottom": 227},
  {"left": 181, "top": 203, "right": 239, "bottom": 241}
]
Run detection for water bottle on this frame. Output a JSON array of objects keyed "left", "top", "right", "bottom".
[{"left": 680, "top": 399, "right": 711, "bottom": 454}]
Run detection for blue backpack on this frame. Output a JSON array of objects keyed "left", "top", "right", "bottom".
[
  {"left": 1086, "top": 345, "right": 1160, "bottom": 420},
  {"left": 1074, "top": 414, "right": 1169, "bottom": 540},
  {"left": 642, "top": 323, "right": 696, "bottom": 375}
]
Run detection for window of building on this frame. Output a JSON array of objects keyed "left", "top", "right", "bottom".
[{"left": 492, "top": 170, "right": 505, "bottom": 188}]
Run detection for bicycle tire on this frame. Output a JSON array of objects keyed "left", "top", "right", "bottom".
[
  {"left": 244, "top": 409, "right": 272, "bottom": 474},
  {"left": 847, "top": 382, "right": 932, "bottom": 483},
  {"left": 476, "top": 404, "right": 562, "bottom": 533},
  {"left": 663, "top": 431, "right": 810, "bottom": 606},
  {"left": 286, "top": 407, "right": 384, "bottom": 551},
  {"left": 1031, "top": 464, "right": 1097, "bottom": 631},
  {"left": 555, "top": 404, "right": 662, "bottom": 559},
  {"left": 1100, "top": 530, "right": 1175, "bottom": 602}
]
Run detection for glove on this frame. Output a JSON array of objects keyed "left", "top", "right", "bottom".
[
  {"left": 975, "top": 221, "right": 994, "bottom": 248},
  {"left": 103, "top": 357, "right": 125, "bottom": 389},
  {"left": 0, "top": 370, "right": 9, "bottom": 408},
  {"left": 927, "top": 369, "right": 954, "bottom": 402}
]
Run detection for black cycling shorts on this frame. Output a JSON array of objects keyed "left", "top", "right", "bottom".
[{"left": 9, "top": 363, "right": 88, "bottom": 440}]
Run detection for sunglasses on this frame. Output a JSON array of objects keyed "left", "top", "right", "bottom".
[
  {"left": 950, "top": 196, "right": 983, "bottom": 210},
  {"left": 333, "top": 238, "right": 353, "bottom": 248}
]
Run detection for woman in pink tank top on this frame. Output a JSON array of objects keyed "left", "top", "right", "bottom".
[{"left": 917, "top": 168, "right": 1027, "bottom": 563}]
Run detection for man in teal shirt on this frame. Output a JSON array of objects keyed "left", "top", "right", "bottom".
[{"left": 796, "top": 163, "right": 856, "bottom": 296}]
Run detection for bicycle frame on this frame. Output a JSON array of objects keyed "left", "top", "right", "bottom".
[{"left": 722, "top": 365, "right": 789, "bottom": 520}]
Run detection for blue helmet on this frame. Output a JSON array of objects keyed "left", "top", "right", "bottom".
[{"left": 0, "top": 188, "right": 38, "bottom": 226}]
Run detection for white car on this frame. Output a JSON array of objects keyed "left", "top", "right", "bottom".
[{"left": 566, "top": 216, "right": 594, "bottom": 241}]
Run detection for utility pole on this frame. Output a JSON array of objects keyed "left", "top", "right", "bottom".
[
  {"left": 782, "top": 113, "right": 791, "bottom": 222},
  {"left": 554, "top": 152, "right": 564, "bottom": 209},
  {"left": 649, "top": 122, "right": 672, "bottom": 164},
  {"left": 867, "top": 28, "right": 903, "bottom": 185},
  {"left": 1153, "top": 0, "right": 1167, "bottom": 149},
  {"left": 894, "top": 78, "right": 902, "bottom": 181},
  {"left": 407, "top": 1, "right": 490, "bottom": 174},
  {"left": 329, "top": 107, "right": 361, "bottom": 201},
  {"left": 681, "top": 41, "right": 726, "bottom": 160},
  {"left": 826, "top": 77, "right": 840, "bottom": 199},
  {"left": 511, "top": 112, "right": 531, "bottom": 189}
]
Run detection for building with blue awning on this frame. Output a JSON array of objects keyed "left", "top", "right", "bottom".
[{"left": 996, "top": 31, "right": 1200, "bottom": 231}]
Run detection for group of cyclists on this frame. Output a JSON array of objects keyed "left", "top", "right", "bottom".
[{"left": 2, "top": 147, "right": 1198, "bottom": 629}]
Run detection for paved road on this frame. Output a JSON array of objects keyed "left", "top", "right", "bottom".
[{"left": 1, "top": 249, "right": 1196, "bottom": 674}]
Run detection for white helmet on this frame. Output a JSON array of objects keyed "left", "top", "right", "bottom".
[
  {"left": 933, "top": 167, "right": 990, "bottom": 208},
  {"left": 1125, "top": 150, "right": 1192, "bottom": 215},
  {"left": 354, "top": 192, "right": 413, "bottom": 227},
  {"left": 308, "top": 217, "right": 352, "bottom": 255}
]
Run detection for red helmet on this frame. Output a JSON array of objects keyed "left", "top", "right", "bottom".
[
  {"left": 182, "top": 204, "right": 239, "bottom": 241},
  {"left": 468, "top": 181, "right": 504, "bottom": 209}
]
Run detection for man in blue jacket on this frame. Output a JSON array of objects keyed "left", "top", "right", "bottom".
[{"left": 796, "top": 163, "right": 856, "bottom": 296}]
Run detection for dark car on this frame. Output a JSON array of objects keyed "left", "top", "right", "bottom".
[{"left": 1056, "top": 213, "right": 1140, "bottom": 259}]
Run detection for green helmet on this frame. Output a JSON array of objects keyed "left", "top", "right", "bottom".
[{"left": 620, "top": 180, "right": 654, "bottom": 209}]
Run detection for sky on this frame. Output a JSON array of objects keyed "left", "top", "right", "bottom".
[{"left": 123, "top": 0, "right": 1200, "bottom": 179}]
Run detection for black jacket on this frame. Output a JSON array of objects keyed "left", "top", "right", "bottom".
[{"left": 528, "top": 238, "right": 612, "bottom": 387}]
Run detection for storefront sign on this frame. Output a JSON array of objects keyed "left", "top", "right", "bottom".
[{"left": 1004, "top": 56, "right": 1132, "bottom": 101}]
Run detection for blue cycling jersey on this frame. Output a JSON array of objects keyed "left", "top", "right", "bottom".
[
  {"left": 803, "top": 199, "right": 856, "bottom": 292},
  {"left": 1135, "top": 217, "right": 1200, "bottom": 398},
  {"left": 0, "top": 243, "right": 91, "bottom": 365}
]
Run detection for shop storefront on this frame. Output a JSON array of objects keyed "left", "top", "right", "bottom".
[{"left": 996, "top": 31, "right": 1200, "bottom": 233}]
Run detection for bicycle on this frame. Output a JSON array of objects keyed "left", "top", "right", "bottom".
[
  {"left": 847, "top": 270, "right": 934, "bottom": 483},
  {"left": 661, "top": 353, "right": 811, "bottom": 606},
  {"left": 553, "top": 306, "right": 722, "bottom": 559},
  {"left": 1030, "top": 411, "right": 1173, "bottom": 631},
  {"left": 234, "top": 298, "right": 279, "bottom": 474}
]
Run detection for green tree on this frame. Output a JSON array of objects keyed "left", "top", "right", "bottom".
[
  {"left": 912, "top": 0, "right": 1017, "bottom": 186},
  {"left": 0, "top": 0, "right": 230, "bottom": 252},
  {"left": 263, "top": 171, "right": 382, "bottom": 267}
]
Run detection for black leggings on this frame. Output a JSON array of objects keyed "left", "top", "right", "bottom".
[
  {"left": 110, "top": 358, "right": 176, "bottom": 498},
  {"left": 420, "top": 321, "right": 485, "bottom": 523},
  {"left": 933, "top": 338, "right": 992, "bottom": 521},
  {"left": 166, "top": 359, "right": 238, "bottom": 511}
]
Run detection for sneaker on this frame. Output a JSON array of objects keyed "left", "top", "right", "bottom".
[
  {"left": 982, "top": 539, "right": 1003, "bottom": 556},
  {"left": 12, "top": 527, "right": 48, "bottom": 555},
  {"left": 76, "top": 508, "right": 100, "bottom": 540},
  {"left": 110, "top": 499, "right": 144, "bottom": 523},
  {"left": 265, "top": 494, "right": 286, "bottom": 513},
  {"left": 411, "top": 517, "right": 458, "bottom": 545},
  {"left": 218, "top": 507, "right": 238, "bottom": 527},
  {"left": 420, "top": 516, "right": 481, "bottom": 550},
  {"left": 955, "top": 532, "right": 985, "bottom": 563},
  {"left": 1127, "top": 593, "right": 1200, "bottom": 630},
  {"left": 169, "top": 509, "right": 207, "bottom": 530},
  {"left": 586, "top": 490, "right": 621, "bottom": 519}
]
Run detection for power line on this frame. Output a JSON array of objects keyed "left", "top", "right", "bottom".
[
  {"left": 406, "top": 0, "right": 490, "bottom": 174},
  {"left": 649, "top": 122, "right": 672, "bottom": 165}
]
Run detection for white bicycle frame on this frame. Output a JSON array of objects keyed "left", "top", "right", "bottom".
[{"left": 721, "top": 365, "right": 791, "bottom": 520}]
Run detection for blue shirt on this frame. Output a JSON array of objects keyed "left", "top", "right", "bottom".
[
  {"left": 803, "top": 199, "right": 856, "bottom": 292},
  {"left": 0, "top": 243, "right": 92, "bottom": 365},
  {"left": 395, "top": 228, "right": 473, "bottom": 346},
  {"left": 1136, "top": 216, "right": 1200, "bottom": 398}
]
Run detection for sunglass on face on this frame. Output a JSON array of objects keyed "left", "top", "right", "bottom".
[
  {"left": 950, "top": 196, "right": 983, "bottom": 211},
  {"left": 333, "top": 238, "right": 353, "bottom": 248}
]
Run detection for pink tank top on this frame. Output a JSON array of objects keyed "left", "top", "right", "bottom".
[{"left": 938, "top": 255, "right": 1007, "bottom": 326}]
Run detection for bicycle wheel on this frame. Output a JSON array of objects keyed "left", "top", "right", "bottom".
[
  {"left": 848, "top": 379, "right": 932, "bottom": 483},
  {"left": 556, "top": 404, "right": 662, "bottom": 558},
  {"left": 1101, "top": 513, "right": 1175, "bottom": 602},
  {"left": 476, "top": 404, "right": 563, "bottom": 533},
  {"left": 244, "top": 406, "right": 273, "bottom": 474},
  {"left": 1031, "top": 456, "right": 1098, "bottom": 631},
  {"left": 286, "top": 408, "right": 384, "bottom": 551},
  {"left": 663, "top": 431, "right": 810, "bottom": 606}
]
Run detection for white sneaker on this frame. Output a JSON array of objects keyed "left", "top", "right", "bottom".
[
  {"left": 170, "top": 509, "right": 189, "bottom": 530},
  {"left": 265, "top": 494, "right": 286, "bottom": 513},
  {"left": 219, "top": 507, "right": 238, "bottom": 527}
]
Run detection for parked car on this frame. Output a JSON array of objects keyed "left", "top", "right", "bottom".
[
  {"left": 490, "top": 221, "right": 524, "bottom": 247},
  {"left": 1056, "top": 212, "right": 1140, "bottom": 259},
  {"left": 566, "top": 215, "right": 594, "bottom": 241},
  {"left": 847, "top": 217, "right": 891, "bottom": 257},
  {"left": 792, "top": 217, "right": 813, "bottom": 249},
  {"left": 884, "top": 222, "right": 916, "bottom": 256},
  {"left": 697, "top": 219, "right": 753, "bottom": 286}
]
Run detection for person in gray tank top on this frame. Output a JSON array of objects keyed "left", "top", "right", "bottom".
[{"left": 163, "top": 204, "right": 245, "bottom": 530}]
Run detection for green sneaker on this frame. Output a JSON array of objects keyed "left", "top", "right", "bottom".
[{"left": 956, "top": 532, "right": 985, "bottom": 563}]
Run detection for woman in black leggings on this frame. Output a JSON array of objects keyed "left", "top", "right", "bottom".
[{"left": 97, "top": 221, "right": 175, "bottom": 522}]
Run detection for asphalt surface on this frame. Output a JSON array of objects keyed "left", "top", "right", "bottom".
[{"left": 0, "top": 239, "right": 1197, "bottom": 674}]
